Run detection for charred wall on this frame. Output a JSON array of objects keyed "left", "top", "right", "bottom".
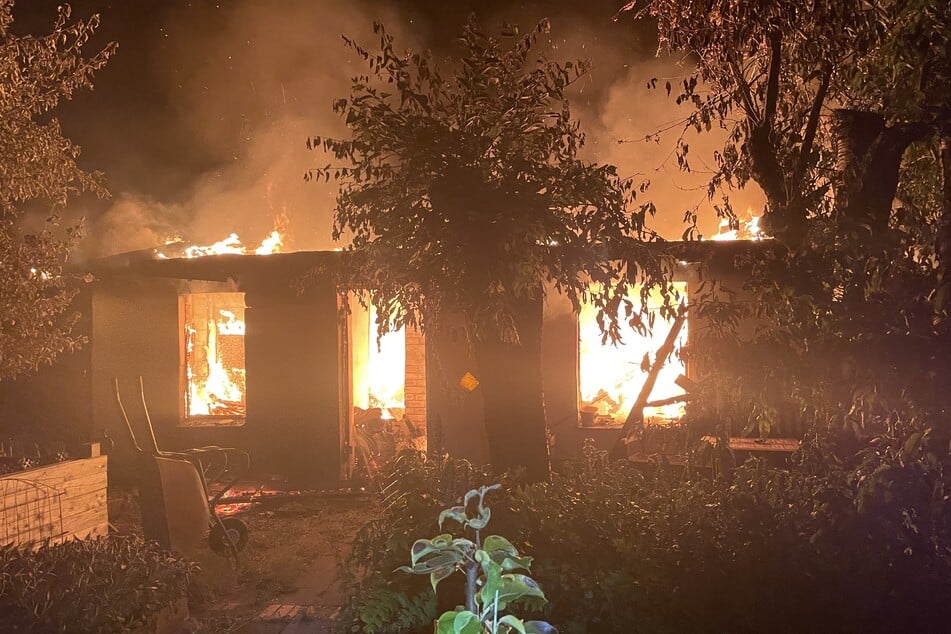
[{"left": 91, "top": 273, "right": 348, "bottom": 488}]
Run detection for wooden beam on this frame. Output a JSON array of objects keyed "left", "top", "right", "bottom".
[{"left": 610, "top": 308, "right": 687, "bottom": 459}]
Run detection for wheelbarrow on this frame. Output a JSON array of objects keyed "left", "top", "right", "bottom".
[{"left": 114, "top": 377, "right": 251, "bottom": 558}]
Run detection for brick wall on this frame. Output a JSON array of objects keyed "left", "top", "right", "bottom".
[{"left": 404, "top": 327, "right": 427, "bottom": 449}]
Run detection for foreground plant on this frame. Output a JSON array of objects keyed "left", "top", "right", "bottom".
[{"left": 399, "top": 484, "right": 555, "bottom": 634}]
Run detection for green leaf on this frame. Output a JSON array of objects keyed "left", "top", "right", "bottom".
[
  {"left": 524, "top": 621, "right": 558, "bottom": 634},
  {"left": 466, "top": 507, "right": 491, "bottom": 531},
  {"left": 410, "top": 535, "right": 455, "bottom": 565},
  {"left": 491, "top": 574, "right": 546, "bottom": 610},
  {"left": 497, "top": 614, "right": 527, "bottom": 634},
  {"left": 483, "top": 535, "right": 518, "bottom": 558},
  {"left": 499, "top": 555, "right": 533, "bottom": 572},
  {"left": 476, "top": 550, "right": 504, "bottom": 607},
  {"left": 436, "top": 610, "right": 482, "bottom": 634},
  {"left": 404, "top": 550, "right": 465, "bottom": 574},
  {"left": 484, "top": 536, "right": 531, "bottom": 571},
  {"left": 439, "top": 506, "right": 469, "bottom": 529},
  {"left": 453, "top": 610, "right": 483, "bottom": 634}
]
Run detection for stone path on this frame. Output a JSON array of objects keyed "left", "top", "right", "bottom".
[
  {"left": 237, "top": 554, "right": 344, "bottom": 634},
  {"left": 233, "top": 548, "right": 348, "bottom": 633}
]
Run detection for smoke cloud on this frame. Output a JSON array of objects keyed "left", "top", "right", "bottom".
[{"left": 77, "top": 0, "right": 761, "bottom": 257}]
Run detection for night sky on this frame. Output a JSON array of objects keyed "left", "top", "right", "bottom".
[{"left": 12, "top": 0, "right": 757, "bottom": 257}]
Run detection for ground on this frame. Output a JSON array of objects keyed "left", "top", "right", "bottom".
[{"left": 109, "top": 486, "right": 376, "bottom": 633}]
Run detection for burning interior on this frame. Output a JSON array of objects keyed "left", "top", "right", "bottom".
[
  {"left": 75, "top": 232, "right": 766, "bottom": 483},
  {"left": 349, "top": 300, "right": 406, "bottom": 421},
  {"left": 578, "top": 282, "right": 689, "bottom": 426},
  {"left": 182, "top": 292, "right": 247, "bottom": 423}
]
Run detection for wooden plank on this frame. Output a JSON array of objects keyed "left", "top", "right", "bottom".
[
  {"left": 72, "top": 523, "right": 109, "bottom": 540},
  {"left": 58, "top": 488, "right": 107, "bottom": 520},
  {"left": 61, "top": 515, "right": 110, "bottom": 541},
  {"left": 701, "top": 436, "right": 800, "bottom": 453},
  {"left": 0, "top": 457, "right": 107, "bottom": 489},
  {"left": 0, "top": 472, "right": 106, "bottom": 507},
  {"left": 6, "top": 503, "right": 109, "bottom": 544},
  {"left": 0, "top": 457, "right": 108, "bottom": 547}
]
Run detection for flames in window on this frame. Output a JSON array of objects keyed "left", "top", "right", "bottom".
[
  {"left": 183, "top": 293, "right": 247, "bottom": 419},
  {"left": 351, "top": 300, "right": 406, "bottom": 420},
  {"left": 578, "top": 283, "right": 688, "bottom": 425}
]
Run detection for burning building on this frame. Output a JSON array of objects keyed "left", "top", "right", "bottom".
[{"left": 2, "top": 229, "right": 772, "bottom": 486}]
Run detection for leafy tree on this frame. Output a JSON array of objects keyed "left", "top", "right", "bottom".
[
  {"left": 0, "top": 1, "right": 114, "bottom": 381},
  {"left": 625, "top": 0, "right": 948, "bottom": 245},
  {"left": 309, "top": 18, "right": 672, "bottom": 480},
  {"left": 620, "top": 1, "right": 951, "bottom": 442}
]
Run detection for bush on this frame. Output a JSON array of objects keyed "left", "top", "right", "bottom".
[
  {"left": 340, "top": 438, "right": 951, "bottom": 633},
  {"left": 0, "top": 535, "right": 198, "bottom": 633}
]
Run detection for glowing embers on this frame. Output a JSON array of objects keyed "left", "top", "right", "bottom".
[
  {"left": 183, "top": 293, "right": 247, "bottom": 422},
  {"left": 578, "top": 283, "right": 688, "bottom": 425},
  {"left": 350, "top": 301, "right": 406, "bottom": 421}
]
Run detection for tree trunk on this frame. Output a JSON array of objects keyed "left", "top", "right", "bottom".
[
  {"left": 831, "top": 109, "right": 930, "bottom": 230},
  {"left": 471, "top": 295, "right": 551, "bottom": 482}
]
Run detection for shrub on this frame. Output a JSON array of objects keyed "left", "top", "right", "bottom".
[
  {"left": 398, "top": 483, "right": 555, "bottom": 633},
  {"left": 340, "top": 438, "right": 951, "bottom": 633},
  {"left": 0, "top": 535, "right": 198, "bottom": 633}
]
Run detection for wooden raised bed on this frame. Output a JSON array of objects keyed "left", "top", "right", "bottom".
[{"left": 0, "top": 445, "right": 108, "bottom": 546}]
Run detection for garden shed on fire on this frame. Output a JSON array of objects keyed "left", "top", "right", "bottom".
[{"left": 31, "top": 240, "right": 776, "bottom": 487}]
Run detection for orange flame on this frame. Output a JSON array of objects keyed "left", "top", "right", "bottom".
[
  {"left": 579, "top": 283, "right": 688, "bottom": 425},
  {"left": 184, "top": 294, "right": 247, "bottom": 419},
  {"left": 709, "top": 210, "right": 764, "bottom": 241},
  {"left": 158, "top": 229, "right": 284, "bottom": 259}
]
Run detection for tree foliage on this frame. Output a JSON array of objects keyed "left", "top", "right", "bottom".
[
  {"left": 0, "top": 1, "right": 114, "bottom": 381},
  {"left": 618, "top": 0, "right": 951, "bottom": 438},
  {"left": 626, "top": 0, "right": 950, "bottom": 246},
  {"left": 308, "top": 17, "right": 674, "bottom": 343}
]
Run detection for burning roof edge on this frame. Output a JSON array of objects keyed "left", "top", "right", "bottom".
[
  {"left": 77, "top": 239, "right": 779, "bottom": 284},
  {"left": 79, "top": 249, "right": 347, "bottom": 283}
]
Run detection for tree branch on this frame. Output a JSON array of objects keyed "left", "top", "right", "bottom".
[
  {"left": 728, "top": 57, "right": 760, "bottom": 124},
  {"left": 792, "top": 62, "right": 833, "bottom": 193},
  {"left": 763, "top": 30, "right": 782, "bottom": 126}
]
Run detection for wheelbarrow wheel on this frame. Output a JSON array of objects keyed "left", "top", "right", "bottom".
[{"left": 209, "top": 517, "right": 249, "bottom": 555}]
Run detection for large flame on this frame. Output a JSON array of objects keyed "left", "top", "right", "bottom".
[
  {"left": 351, "top": 299, "right": 406, "bottom": 420},
  {"left": 172, "top": 228, "right": 282, "bottom": 421},
  {"left": 579, "top": 283, "right": 688, "bottom": 425},
  {"left": 159, "top": 230, "right": 284, "bottom": 259}
]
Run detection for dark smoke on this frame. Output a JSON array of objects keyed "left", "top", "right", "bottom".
[{"left": 29, "top": 0, "right": 761, "bottom": 257}]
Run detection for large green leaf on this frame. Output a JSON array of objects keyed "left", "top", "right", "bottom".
[
  {"left": 410, "top": 534, "right": 454, "bottom": 565},
  {"left": 483, "top": 535, "right": 518, "bottom": 558},
  {"left": 475, "top": 550, "right": 504, "bottom": 607},
  {"left": 491, "top": 574, "right": 547, "bottom": 611},
  {"left": 497, "top": 614, "right": 527, "bottom": 633},
  {"left": 483, "top": 535, "right": 532, "bottom": 572},
  {"left": 399, "top": 550, "right": 465, "bottom": 575},
  {"left": 435, "top": 610, "right": 483, "bottom": 634}
]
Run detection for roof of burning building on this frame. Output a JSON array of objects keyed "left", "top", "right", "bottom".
[{"left": 79, "top": 238, "right": 780, "bottom": 287}]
